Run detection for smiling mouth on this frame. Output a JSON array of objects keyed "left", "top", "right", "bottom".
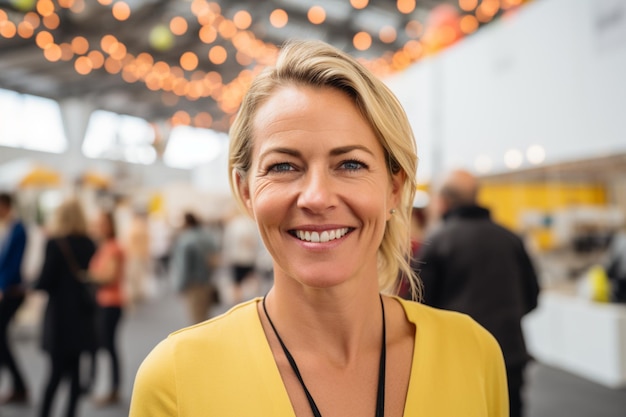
[{"left": 289, "top": 228, "right": 353, "bottom": 243}]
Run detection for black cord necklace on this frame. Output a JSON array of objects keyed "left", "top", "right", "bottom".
[{"left": 262, "top": 295, "right": 386, "bottom": 417}]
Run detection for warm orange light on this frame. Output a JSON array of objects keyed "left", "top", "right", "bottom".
[
  {"left": 152, "top": 61, "right": 170, "bottom": 75},
  {"left": 171, "top": 110, "right": 191, "bottom": 126},
  {"left": 199, "top": 25, "right": 217, "bottom": 44},
  {"left": 43, "top": 44, "right": 62, "bottom": 62},
  {"left": 58, "top": 0, "right": 75, "bottom": 8},
  {"left": 397, "top": 0, "right": 416, "bottom": 14},
  {"left": 59, "top": 42, "right": 73, "bottom": 61},
  {"left": 98, "top": 0, "right": 113, "bottom": 5},
  {"left": 145, "top": 73, "right": 162, "bottom": 91},
  {"left": 194, "top": 112, "right": 213, "bottom": 128},
  {"left": 350, "top": 0, "right": 368, "bottom": 9},
  {"left": 122, "top": 66, "right": 139, "bottom": 83},
  {"left": 475, "top": 5, "right": 492, "bottom": 23},
  {"left": 0, "top": 10, "right": 7, "bottom": 22},
  {"left": 112, "top": 2, "right": 131, "bottom": 21},
  {"left": 459, "top": 0, "right": 478, "bottom": 12},
  {"left": 42, "top": 13, "right": 60, "bottom": 29},
  {"left": 35, "top": 31, "right": 54, "bottom": 48},
  {"left": 353, "top": 31, "right": 372, "bottom": 51},
  {"left": 37, "top": 0, "right": 55, "bottom": 17},
  {"left": 269, "top": 9, "right": 288, "bottom": 28},
  {"left": 100, "top": 34, "right": 118, "bottom": 53},
  {"left": 0, "top": 20, "right": 16, "bottom": 38},
  {"left": 75, "top": 56, "right": 93, "bottom": 75},
  {"left": 88, "top": 50, "right": 105, "bottom": 68},
  {"left": 379, "top": 26, "right": 396, "bottom": 43},
  {"left": 209, "top": 45, "right": 227, "bottom": 64},
  {"left": 460, "top": 15, "right": 478, "bottom": 34},
  {"left": 104, "top": 57, "right": 123, "bottom": 74},
  {"left": 233, "top": 10, "right": 251, "bottom": 29},
  {"left": 108, "top": 42, "right": 127, "bottom": 60},
  {"left": 480, "top": 0, "right": 501, "bottom": 17},
  {"left": 71, "top": 36, "right": 89, "bottom": 54},
  {"left": 403, "top": 40, "right": 423, "bottom": 60},
  {"left": 218, "top": 20, "right": 237, "bottom": 39},
  {"left": 308, "top": 6, "right": 326, "bottom": 25},
  {"left": 180, "top": 51, "right": 199, "bottom": 71},
  {"left": 502, "top": 0, "right": 522, "bottom": 8},
  {"left": 206, "top": 71, "right": 222, "bottom": 85},
  {"left": 169, "top": 16, "right": 188, "bottom": 35},
  {"left": 405, "top": 20, "right": 423, "bottom": 38},
  {"left": 70, "top": 0, "right": 84, "bottom": 13},
  {"left": 17, "top": 21, "right": 34, "bottom": 38},
  {"left": 24, "top": 12, "right": 41, "bottom": 29},
  {"left": 236, "top": 51, "right": 252, "bottom": 66}
]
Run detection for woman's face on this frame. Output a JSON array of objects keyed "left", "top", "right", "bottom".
[{"left": 237, "top": 85, "right": 402, "bottom": 290}]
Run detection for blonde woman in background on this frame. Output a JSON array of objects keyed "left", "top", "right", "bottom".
[
  {"left": 35, "top": 198, "right": 96, "bottom": 417},
  {"left": 130, "top": 40, "right": 507, "bottom": 416}
]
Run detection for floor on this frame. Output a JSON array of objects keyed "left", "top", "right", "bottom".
[{"left": 1, "top": 275, "right": 625, "bottom": 417}]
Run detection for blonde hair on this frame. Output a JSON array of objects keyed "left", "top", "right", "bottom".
[
  {"left": 229, "top": 40, "right": 420, "bottom": 298},
  {"left": 49, "top": 198, "right": 88, "bottom": 237}
]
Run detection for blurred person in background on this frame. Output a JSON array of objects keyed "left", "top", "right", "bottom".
[
  {"left": 0, "top": 192, "right": 29, "bottom": 405},
  {"left": 123, "top": 210, "right": 151, "bottom": 306},
  {"left": 34, "top": 198, "right": 97, "bottom": 417},
  {"left": 130, "top": 40, "right": 507, "bottom": 417},
  {"left": 414, "top": 168, "right": 540, "bottom": 417},
  {"left": 88, "top": 210, "right": 126, "bottom": 406},
  {"left": 605, "top": 225, "right": 626, "bottom": 303},
  {"left": 222, "top": 210, "right": 260, "bottom": 304},
  {"left": 398, "top": 191, "right": 429, "bottom": 300},
  {"left": 169, "top": 212, "right": 221, "bottom": 324}
]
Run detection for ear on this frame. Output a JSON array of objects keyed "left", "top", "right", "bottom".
[
  {"left": 233, "top": 169, "right": 254, "bottom": 216},
  {"left": 387, "top": 170, "right": 406, "bottom": 216}
]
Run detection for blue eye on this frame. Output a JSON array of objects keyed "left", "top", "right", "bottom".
[
  {"left": 341, "top": 160, "right": 366, "bottom": 171},
  {"left": 269, "top": 162, "right": 294, "bottom": 172}
]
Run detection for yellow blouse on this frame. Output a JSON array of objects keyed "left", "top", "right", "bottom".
[{"left": 129, "top": 297, "right": 508, "bottom": 417}]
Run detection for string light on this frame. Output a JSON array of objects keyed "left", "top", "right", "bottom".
[{"left": 3, "top": 0, "right": 514, "bottom": 129}]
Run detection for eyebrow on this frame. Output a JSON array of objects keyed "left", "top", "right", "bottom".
[{"left": 259, "top": 144, "right": 375, "bottom": 160}]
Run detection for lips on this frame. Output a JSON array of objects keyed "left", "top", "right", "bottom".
[{"left": 291, "top": 227, "right": 352, "bottom": 243}]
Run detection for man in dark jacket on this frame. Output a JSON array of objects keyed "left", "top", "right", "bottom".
[
  {"left": 415, "top": 169, "right": 540, "bottom": 417},
  {"left": 0, "top": 192, "right": 29, "bottom": 404}
]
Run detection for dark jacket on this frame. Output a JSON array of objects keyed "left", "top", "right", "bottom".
[
  {"left": 35, "top": 235, "right": 97, "bottom": 355},
  {"left": 0, "top": 219, "right": 27, "bottom": 293},
  {"left": 415, "top": 205, "right": 540, "bottom": 367}
]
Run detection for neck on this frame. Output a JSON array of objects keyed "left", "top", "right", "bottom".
[{"left": 264, "top": 278, "right": 383, "bottom": 366}]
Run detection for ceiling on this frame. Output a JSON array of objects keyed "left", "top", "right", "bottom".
[{"left": 0, "top": 0, "right": 502, "bottom": 133}]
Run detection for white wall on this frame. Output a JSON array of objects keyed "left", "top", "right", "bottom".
[{"left": 385, "top": 0, "right": 626, "bottom": 181}]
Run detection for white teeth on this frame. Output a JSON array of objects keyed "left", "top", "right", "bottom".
[{"left": 294, "top": 228, "right": 349, "bottom": 243}]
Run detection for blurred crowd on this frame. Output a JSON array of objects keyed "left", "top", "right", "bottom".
[{"left": 0, "top": 189, "right": 271, "bottom": 416}]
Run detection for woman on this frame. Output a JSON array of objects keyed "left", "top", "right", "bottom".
[
  {"left": 35, "top": 198, "right": 96, "bottom": 417},
  {"left": 130, "top": 40, "right": 508, "bottom": 416},
  {"left": 88, "top": 210, "right": 126, "bottom": 406}
]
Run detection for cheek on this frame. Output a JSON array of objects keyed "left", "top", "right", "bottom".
[{"left": 249, "top": 180, "right": 287, "bottom": 225}]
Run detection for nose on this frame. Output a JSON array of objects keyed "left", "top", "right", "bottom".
[{"left": 296, "top": 166, "right": 337, "bottom": 213}]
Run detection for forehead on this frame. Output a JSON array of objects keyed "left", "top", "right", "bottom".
[{"left": 251, "top": 85, "right": 378, "bottom": 147}]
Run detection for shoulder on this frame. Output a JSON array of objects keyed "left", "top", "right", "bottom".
[
  {"left": 154, "top": 299, "right": 261, "bottom": 357},
  {"left": 398, "top": 298, "right": 501, "bottom": 357}
]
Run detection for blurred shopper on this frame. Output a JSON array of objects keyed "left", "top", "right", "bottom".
[
  {"left": 123, "top": 210, "right": 151, "bottom": 306},
  {"left": 35, "top": 198, "right": 97, "bottom": 417},
  {"left": 170, "top": 212, "right": 220, "bottom": 324},
  {"left": 0, "top": 192, "right": 29, "bottom": 405},
  {"left": 415, "top": 169, "right": 540, "bottom": 417},
  {"left": 223, "top": 211, "right": 259, "bottom": 304},
  {"left": 398, "top": 192, "right": 429, "bottom": 300},
  {"left": 88, "top": 210, "right": 126, "bottom": 406},
  {"left": 606, "top": 227, "right": 626, "bottom": 303}
]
